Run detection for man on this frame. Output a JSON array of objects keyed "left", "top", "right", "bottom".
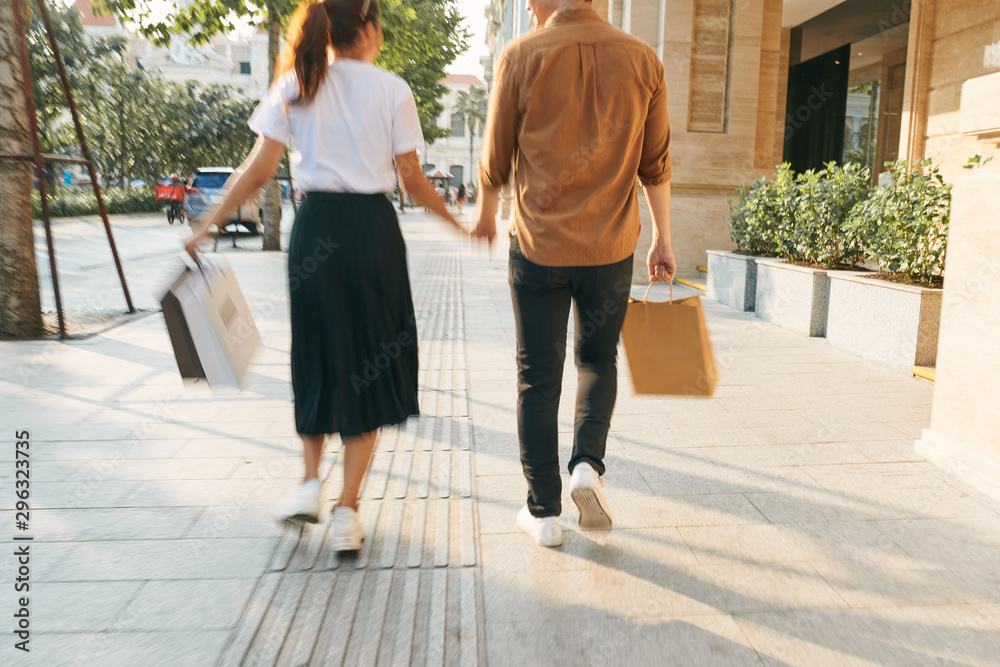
[{"left": 474, "top": 0, "right": 675, "bottom": 547}]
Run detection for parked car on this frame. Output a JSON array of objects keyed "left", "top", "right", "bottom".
[{"left": 185, "top": 167, "right": 264, "bottom": 235}]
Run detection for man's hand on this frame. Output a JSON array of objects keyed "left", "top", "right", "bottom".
[
  {"left": 647, "top": 242, "right": 676, "bottom": 283},
  {"left": 472, "top": 209, "right": 498, "bottom": 246}
]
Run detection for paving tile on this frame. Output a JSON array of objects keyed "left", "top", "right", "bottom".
[
  {"left": 17, "top": 581, "right": 141, "bottom": 632},
  {"left": 702, "top": 442, "right": 872, "bottom": 468},
  {"left": 735, "top": 605, "right": 1000, "bottom": 667},
  {"left": 808, "top": 558, "right": 994, "bottom": 608},
  {"left": 852, "top": 440, "right": 928, "bottom": 463},
  {"left": 610, "top": 492, "right": 769, "bottom": 528},
  {"left": 613, "top": 427, "right": 770, "bottom": 448},
  {"left": 171, "top": 437, "right": 301, "bottom": 459},
  {"left": 24, "top": 630, "right": 230, "bottom": 666},
  {"left": 678, "top": 521, "right": 909, "bottom": 567},
  {"left": 184, "top": 505, "right": 287, "bottom": 539},
  {"left": 745, "top": 484, "right": 1000, "bottom": 524},
  {"left": 633, "top": 453, "right": 820, "bottom": 496},
  {"left": 32, "top": 440, "right": 187, "bottom": 461},
  {"left": 34, "top": 507, "right": 202, "bottom": 541},
  {"left": 29, "top": 457, "right": 243, "bottom": 483},
  {"left": 125, "top": 579, "right": 258, "bottom": 630},
  {"left": 800, "top": 462, "right": 952, "bottom": 492},
  {"left": 31, "top": 480, "right": 138, "bottom": 509},
  {"left": 484, "top": 557, "right": 848, "bottom": 620},
  {"left": 115, "top": 478, "right": 290, "bottom": 507},
  {"left": 47, "top": 538, "right": 277, "bottom": 581},
  {"left": 481, "top": 528, "right": 700, "bottom": 574},
  {"left": 486, "top": 613, "right": 763, "bottom": 667}
]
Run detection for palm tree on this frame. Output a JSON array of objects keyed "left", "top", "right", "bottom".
[
  {"left": 0, "top": 0, "right": 43, "bottom": 337},
  {"left": 453, "top": 85, "right": 488, "bottom": 186}
]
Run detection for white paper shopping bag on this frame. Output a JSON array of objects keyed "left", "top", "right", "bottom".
[{"left": 161, "top": 257, "right": 261, "bottom": 392}]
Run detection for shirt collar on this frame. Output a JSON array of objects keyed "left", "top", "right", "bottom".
[{"left": 545, "top": 7, "right": 603, "bottom": 28}]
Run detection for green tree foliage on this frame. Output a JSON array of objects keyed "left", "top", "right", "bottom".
[
  {"left": 28, "top": 3, "right": 256, "bottom": 188},
  {"left": 96, "top": 0, "right": 471, "bottom": 144},
  {"left": 378, "top": 0, "right": 469, "bottom": 143}
]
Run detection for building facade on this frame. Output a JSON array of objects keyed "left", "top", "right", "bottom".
[
  {"left": 422, "top": 74, "right": 488, "bottom": 188},
  {"left": 75, "top": 0, "right": 270, "bottom": 100},
  {"left": 485, "top": 0, "right": 1000, "bottom": 506}
]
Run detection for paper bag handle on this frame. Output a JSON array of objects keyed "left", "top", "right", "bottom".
[{"left": 641, "top": 279, "right": 673, "bottom": 303}]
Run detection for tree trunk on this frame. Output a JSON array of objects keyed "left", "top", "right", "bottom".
[
  {"left": 261, "top": 2, "right": 282, "bottom": 252},
  {"left": 0, "top": 1, "right": 43, "bottom": 338}
]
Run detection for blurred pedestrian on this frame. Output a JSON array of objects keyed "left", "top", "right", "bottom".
[
  {"left": 456, "top": 182, "right": 466, "bottom": 213},
  {"left": 473, "top": 0, "right": 675, "bottom": 547},
  {"left": 186, "top": 0, "right": 466, "bottom": 550}
]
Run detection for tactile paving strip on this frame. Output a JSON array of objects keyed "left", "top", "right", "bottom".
[{"left": 218, "top": 245, "right": 485, "bottom": 666}]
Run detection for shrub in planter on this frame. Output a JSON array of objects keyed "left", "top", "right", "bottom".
[
  {"left": 32, "top": 186, "right": 160, "bottom": 219},
  {"left": 847, "top": 159, "right": 951, "bottom": 285},
  {"left": 789, "top": 162, "right": 871, "bottom": 268}
]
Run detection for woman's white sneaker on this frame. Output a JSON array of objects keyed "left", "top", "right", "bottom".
[
  {"left": 517, "top": 505, "right": 563, "bottom": 547},
  {"left": 570, "top": 463, "right": 613, "bottom": 529},
  {"left": 330, "top": 506, "right": 364, "bottom": 551},
  {"left": 275, "top": 478, "right": 322, "bottom": 527}
]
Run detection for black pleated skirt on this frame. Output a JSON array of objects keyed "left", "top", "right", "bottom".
[{"left": 288, "top": 192, "right": 419, "bottom": 437}]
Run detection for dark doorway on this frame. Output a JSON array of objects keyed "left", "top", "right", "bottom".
[{"left": 783, "top": 44, "right": 850, "bottom": 173}]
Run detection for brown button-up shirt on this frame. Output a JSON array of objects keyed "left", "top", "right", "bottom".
[{"left": 479, "top": 7, "right": 671, "bottom": 267}]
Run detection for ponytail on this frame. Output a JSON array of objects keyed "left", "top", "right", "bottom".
[{"left": 277, "top": 0, "right": 381, "bottom": 105}]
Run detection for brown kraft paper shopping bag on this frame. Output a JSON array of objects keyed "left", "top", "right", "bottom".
[{"left": 621, "top": 281, "right": 718, "bottom": 396}]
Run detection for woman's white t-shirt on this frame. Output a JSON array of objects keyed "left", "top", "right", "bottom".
[{"left": 248, "top": 59, "right": 424, "bottom": 194}]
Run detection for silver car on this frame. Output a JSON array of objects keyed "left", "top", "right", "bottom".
[{"left": 185, "top": 167, "right": 264, "bottom": 235}]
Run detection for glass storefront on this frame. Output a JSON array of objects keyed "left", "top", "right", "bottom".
[{"left": 783, "top": 0, "right": 910, "bottom": 182}]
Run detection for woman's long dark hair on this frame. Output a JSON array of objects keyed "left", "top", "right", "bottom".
[{"left": 277, "top": 0, "right": 380, "bottom": 104}]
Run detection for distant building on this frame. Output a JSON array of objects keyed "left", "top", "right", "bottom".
[
  {"left": 74, "top": 0, "right": 270, "bottom": 99},
  {"left": 422, "top": 74, "right": 487, "bottom": 188}
]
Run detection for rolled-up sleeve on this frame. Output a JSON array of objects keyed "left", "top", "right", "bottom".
[
  {"left": 478, "top": 50, "right": 519, "bottom": 189},
  {"left": 638, "top": 57, "right": 671, "bottom": 187}
]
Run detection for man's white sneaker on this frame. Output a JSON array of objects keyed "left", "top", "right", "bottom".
[
  {"left": 570, "top": 463, "right": 613, "bottom": 529},
  {"left": 517, "top": 505, "right": 563, "bottom": 547},
  {"left": 330, "top": 506, "right": 363, "bottom": 551},
  {"left": 275, "top": 478, "right": 322, "bottom": 527}
]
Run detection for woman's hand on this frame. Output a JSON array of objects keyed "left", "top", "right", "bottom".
[{"left": 184, "top": 220, "right": 214, "bottom": 259}]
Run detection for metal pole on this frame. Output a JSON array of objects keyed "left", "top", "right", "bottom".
[
  {"left": 35, "top": 0, "right": 135, "bottom": 313},
  {"left": 12, "top": 0, "right": 66, "bottom": 338}
]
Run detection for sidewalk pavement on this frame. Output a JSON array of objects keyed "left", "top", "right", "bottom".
[{"left": 2, "top": 210, "right": 999, "bottom": 666}]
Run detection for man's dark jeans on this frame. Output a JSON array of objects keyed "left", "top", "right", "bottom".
[{"left": 508, "top": 235, "right": 633, "bottom": 518}]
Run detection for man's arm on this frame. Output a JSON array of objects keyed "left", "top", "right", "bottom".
[
  {"left": 638, "top": 56, "right": 674, "bottom": 283},
  {"left": 642, "top": 182, "right": 675, "bottom": 283},
  {"left": 474, "top": 51, "right": 519, "bottom": 245}
]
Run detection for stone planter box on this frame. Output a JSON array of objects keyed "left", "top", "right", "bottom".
[
  {"left": 754, "top": 260, "right": 830, "bottom": 337},
  {"left": 706, "top": 250, "right": 766, "bottom": 312},
  {"left": 825, "top": 272, "right": 942, "bottom": 372}
]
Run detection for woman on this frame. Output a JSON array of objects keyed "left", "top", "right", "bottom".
[
  {"left": 185, "top": 0, "right": 464, "bottom": 550},
  {"left": 456, "top": 183, "right": 466, "bottom": 214}
]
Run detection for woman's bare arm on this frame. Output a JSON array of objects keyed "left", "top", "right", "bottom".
[
  {"left": 395, "top": 151, "right": 464, "bottom": 233},
  {"left": 185, "top": 137, "right": 286, "bottom": 256}
]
